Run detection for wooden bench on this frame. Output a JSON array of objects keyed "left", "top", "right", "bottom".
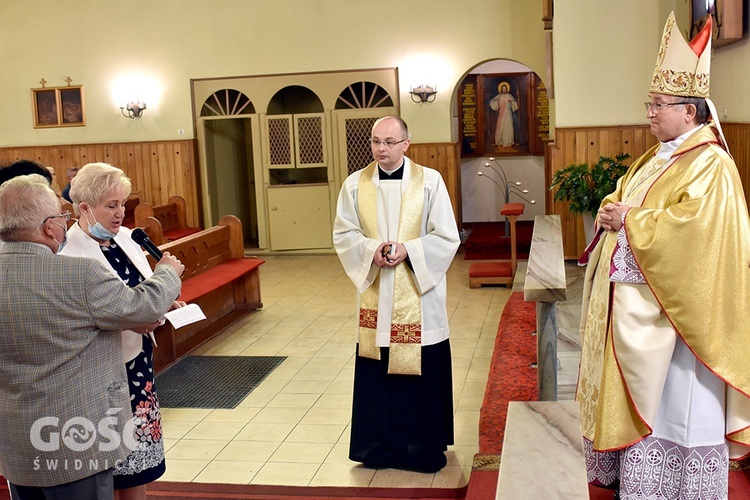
[
  {"left": 139, "top": 216, "right": 167, "bottom": 246},
  {"left": 122, "top": 193, "right": 140, "bottom": 229},
  {"left": 134, "top": 195, "right": 200, "bottom": 242},
  {"left": 151, "top": 214, "right": 264, "bottom": 372}
]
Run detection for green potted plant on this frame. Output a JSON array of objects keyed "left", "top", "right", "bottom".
[{"left": 549, "top": 153, "right": 630, "bottom": 241}]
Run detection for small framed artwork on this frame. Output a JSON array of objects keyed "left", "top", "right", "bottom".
[
  {"left": 60, "top": 87, "right": 85, "bottom": 125},
  {"left": 31, "top": 85, "right": 85, "bottom": 128},
  {"left": 32, "top": 89, "right": 59, "bottom": 127}
]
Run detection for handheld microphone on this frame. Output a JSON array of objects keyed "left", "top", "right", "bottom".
[{"left": 131, "top": 228, "right": 163, "bottom": 261}]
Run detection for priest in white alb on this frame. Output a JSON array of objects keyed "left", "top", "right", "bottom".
[{"left": 333, "top": 115, "right": 460, "bottom": 473}]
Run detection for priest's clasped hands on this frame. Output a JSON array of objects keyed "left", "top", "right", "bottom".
[
  {"left": 597, "top": 201, "right": 630, "bottom": 232},
  {"left": 374, "top": 241, "right": 408, "bottom": 269}
]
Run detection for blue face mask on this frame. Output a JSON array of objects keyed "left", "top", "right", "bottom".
[
  {"left": 86, "top": 210, "right": 117, "bottom": 241},
  {"left": 51, "top": 220, "right": 68, "bottom": 253}
]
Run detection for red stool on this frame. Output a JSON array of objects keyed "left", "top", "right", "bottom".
[{"left": 468, "top": 203, "right": 525, "bottom": 288}]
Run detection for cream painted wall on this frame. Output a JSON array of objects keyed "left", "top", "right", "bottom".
[
  {"left": 554, "top": 0, "right": 750, "bottom": 127},
  {"left": 711, "top": 37, "right": 750, "bottom": 122},
  {"left": 0, "top": 0, "right": 547, "bottom": 147},
  {"left": 554, "top": 0, "right": 662, "bottom": 127}
]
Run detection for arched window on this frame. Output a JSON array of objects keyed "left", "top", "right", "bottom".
[
  {"left": 335, "top": 82, "right": 393, "bottom": 109},
  {"left": 200, "top": 89, "right": 254, "bottom": 117}
]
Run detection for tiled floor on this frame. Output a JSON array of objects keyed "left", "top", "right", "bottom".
[{"left": 157, "top": 252, "right": 583, "bottom": 489}]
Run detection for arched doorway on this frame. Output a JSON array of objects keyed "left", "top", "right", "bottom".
[{"left": 452, "top": 59, "right": 551, "bottom": 224}]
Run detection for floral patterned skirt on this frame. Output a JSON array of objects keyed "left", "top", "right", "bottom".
[{"left": 113, "top": 337, "right": 166, "bottom": 489}]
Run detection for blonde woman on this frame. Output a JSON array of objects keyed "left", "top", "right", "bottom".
[{"left": 62, "top": 162, "right": 184, "bottom": 500}]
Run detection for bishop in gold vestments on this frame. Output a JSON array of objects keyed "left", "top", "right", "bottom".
[{"left": 578, "top": 13, "right": 750, "bottom": 500}]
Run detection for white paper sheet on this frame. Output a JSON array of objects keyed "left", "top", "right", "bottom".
[{"left": 163, "top": 303, "right": 207, "bottom": 329}]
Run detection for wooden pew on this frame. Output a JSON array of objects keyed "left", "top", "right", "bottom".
[
  {"left": 151, "top": 215, "right": 264, "bottom": 372},
  {"left": 139, "top": 216, "right": 167, "bottom": 246},
  {"left": 134, "top": 195, "right": 200, "bottom": 242},
  {"left": 122, "top": 193, "right": 140, "bottom": 229}
]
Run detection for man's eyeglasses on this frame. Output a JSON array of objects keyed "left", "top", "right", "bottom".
[
  {"left": 41, "top": 211, "right": 71, "bottom": 226},
  {"left": 370, "top": 138, "right": 408, "bottom": 149},
  {"left": 644, "top": 101, "right": 689, "bottom": 112}
]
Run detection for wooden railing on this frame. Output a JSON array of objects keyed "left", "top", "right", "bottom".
[{"left": 523, "top": 214, "right": 567, "bottom": 401}]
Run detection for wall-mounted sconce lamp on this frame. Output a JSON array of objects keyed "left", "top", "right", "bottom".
[
  {"left": 120, "top": 101, "right": 146, "bottom": 118},
  {"left": 409, "top": 85, "right": 437, "bottom": 103}
]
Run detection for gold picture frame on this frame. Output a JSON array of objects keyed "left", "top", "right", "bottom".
[{"left": 32, "top": 85, "right": 85, "bottom": 128}]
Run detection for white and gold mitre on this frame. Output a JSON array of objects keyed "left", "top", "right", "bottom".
[{"left": 651, "top": 11, "right": 712, "bottom": 98}]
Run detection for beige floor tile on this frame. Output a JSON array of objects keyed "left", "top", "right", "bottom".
[
  {"left": 263, "top": 367, "right": 302, "bottom": 382},
  {"left": 446, "top": 446, "right": 477, "bottom": 467},
  {"left": 451, "top": 347, "right": 477, "bottom": 359},
  {"left": 369, "top": 468, "right": 435, "bottom": 488},
  {"left": 277, "top": 356, "right": 311, "bottom": 370},
  {"left": 323, "top": 442, "right": 353, "bottom": 464},
  {"left": 453, "top": 425, "right": 479, "bottom": 447},
  {"left": 432, "top": 465, "right": 471, "bottom": 488},
  {"left": 454, "top": 410, "right": 481, "bottom": 428},
  {"left": 300, "top": 408, "right": 351, "bottom": 425},
  {"left": 248, "top": 377, "right": 288, "bottom": 394},
  {"left": 237, "top": 391, "right": 275, "bottom": 407},
  {"left": 249, "top": 461, "right": 321, "bottom": 486},
  {"left": 266, "top": 392, "right": 320, "bottom": 409},
  {"left": 312, "top": 394, "right": 352, "bottom": 410},
  {"left": 309, "top": 463, "right": 375, "bottom": 487},
  {"left": 193, "top": 460, "right": 263, "bottom": 484},
  {"left": 166, "top": 439, "right": 228, "bottom": 461},
  {"left": 460, "top": 382, "right": 489, "bottom": 396},
  {"left": 234, "top": 422, "right": 295, "bottom": 441},
  {"left": 280, "top": 379, "right": 330, "bottom": 394},
  {"left": 337, "top": 424, "right": 352, "bottom": 444},
  {"left": 269, "top": 442, "right": 334, "bottom": 463},
  {"left": 239, "top": 345, "right": 284, "bottom": 356},
  {"left": 183, "top": 420, "right": 245, "bottom": 441},
  {"left": 162, "top": 420, "right": 198, "bottom": 441},
  {"left": 160, "top": 408, "right": 212, "bottom": 422},
  {"left": 251, "top": 406, "right": 307, "bottom": 424},
  {"left": 324, "top": 379, "right": 354, "bottom": 394},
  {"left": 157, "top": 459, "right": 208, "bottom": 482},
  {"left": 286, "top": 423, "right": 347, "bottom": 443},
  {"left": 202, "top": 343, "right": 248, "bottom": 356},
  {"left": 215, "top": 440, "right": 281, "bottom": 462},
  {"left": 456, "top": 393, "right": 485, "bottom": 411},
  {"left": 203, "top": 407, "right": 261, "bottom": 423}
]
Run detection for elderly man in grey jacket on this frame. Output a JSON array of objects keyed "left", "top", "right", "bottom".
[{"left": 0, "top": 174, "right": 184, "bottom": 500}]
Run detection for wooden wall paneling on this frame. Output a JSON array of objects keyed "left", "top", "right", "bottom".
[
  {"left": 723, "top": 123, "right": 750, "bottom": 201},
  {"left": 0, "top": 139, "right": 200, "bottom": 229},
  {"left": 407, "top": 142, "right": 462, "bottom": 227}
]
